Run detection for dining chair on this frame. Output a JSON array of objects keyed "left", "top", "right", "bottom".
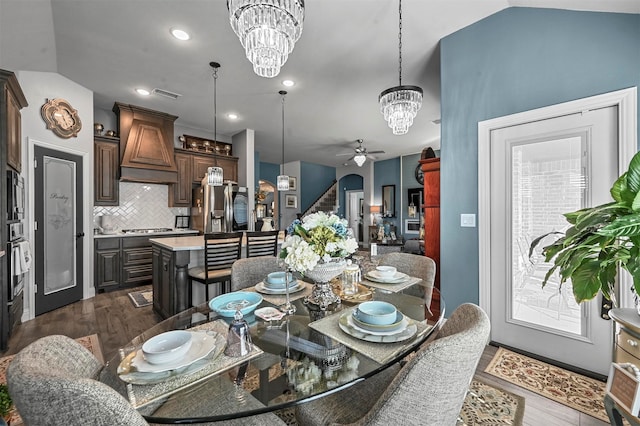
[
  {"left": 245, "top": 230, "right": 279, "bottom": 258},
  {"left": 230, "top": 256, "right": 281, "bottom": 292},
  {"left": 7, "top": 335, "right": 286, "bottom": 426},
  {"left": 295, "top": 303, "right": 491, "bottom": 426},
  {"left": 188, "top": 232, "right": 243, "bottom": 303},
  {"left": 377, "top": 252, "right": 436, "bottom": 287},
  {"left": 6, "top": 334, "right": 148, "bottom": 426}
]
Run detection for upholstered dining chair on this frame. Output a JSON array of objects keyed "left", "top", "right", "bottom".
[
  {"left": 231, "top": 256, "right": 281, "bottom": 292},
  {"left": 245, "top": 230, "right": 279, "bottom": 258},
  {"left": 7, "top": 334, "right": 148, "bottom": 426},
  {"left": 7, "top": 335, "right": 286, "bottom": 426},
  {"left": 377, "top": 252, "right": 436, "bottom": 287},
  {"left": 295, "top": 303, "right": 491, "bottom": 426},
  {"left": 188, "top": 231, "right": 243, "bottom": 303}
]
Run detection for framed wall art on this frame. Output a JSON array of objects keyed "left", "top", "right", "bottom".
[
  {"left": 288, "top": 176, "right": 297, "bottom": 191},
  {"left": 285, "top": 194, "right": 297, "bottom": 208}
]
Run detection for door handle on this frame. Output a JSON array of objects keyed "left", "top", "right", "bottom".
[{"left": 76, "top": 232, "right": 85, "bottom": 238}]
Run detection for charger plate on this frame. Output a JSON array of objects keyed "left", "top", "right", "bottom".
[
  {"left": 340, "top": 311, "right": 416, "bottom": 342},
  {"left": 255, "top": 281, "right": 304, "bottom": 295}
]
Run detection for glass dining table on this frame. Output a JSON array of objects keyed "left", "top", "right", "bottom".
[{"left": 99, "top": 278, "right": 444, "bottom": 423}]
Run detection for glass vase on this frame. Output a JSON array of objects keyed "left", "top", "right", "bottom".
[{"left": 303, "top": 259, "right": 346, "bottom": 310}]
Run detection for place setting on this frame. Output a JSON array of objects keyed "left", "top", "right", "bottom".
[
  {"left": 252, "top": 271, "right": 312, "bottom": 305},
  {"left": 361, "top": 266, "right": 422, "bottom": 293},
  {"left": 309, "top": 300, "right": 430, "bottom": 365}
]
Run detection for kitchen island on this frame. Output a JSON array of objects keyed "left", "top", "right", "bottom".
[{"left": 149, "top": 234, "right": 284, "bottom": 318}]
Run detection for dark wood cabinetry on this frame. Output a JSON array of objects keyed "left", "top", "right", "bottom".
[
  {"left": 152, "top": 245, "right": 175, "bottom": 319},
  {"left": 94, "top": 136, "right": 119, "bottom": 205},
  {"left": 113, "top": 103, "right": 178, "bottom": 183},
  {"left": 168, "top": 148, "right": 239, "bottom": 207},
  {"left": 95, "top": 236, "right": 153, "bottom": 291},
  {"left": 420, "top": 158, "right": 440, "bottom": 289},
  {"left": 0, "top": 70, "right": 27, "bottom": 350}
]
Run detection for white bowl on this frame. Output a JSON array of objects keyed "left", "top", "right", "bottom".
[
  {"left": 376, "top": 265, "right": 397, "bottom": 278},
  {"left": 355, "top": 301, "right": 397, "bottom": 325},
  {"left": 142, "top": 330, "right": 192, "bottom": 365}
]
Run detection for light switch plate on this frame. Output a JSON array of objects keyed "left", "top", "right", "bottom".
[{"left": 461, "top": 214, "right": 476, "bottom": 227}]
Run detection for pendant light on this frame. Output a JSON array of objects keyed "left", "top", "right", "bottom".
[
  {"left": 277, "top": 90, "right": 289, "bottom": 191},
  {"left": 354, "top": 154, "right": 367, "bottom": 167},
  {"left": 379, "top": 0, "right": 422, "bottom": 135},
  {"left": 228, "top": 0, "right": 305, "bottom": 78},
  {"left": 207, "top": 61, "right": 224, "bottom": 186}
]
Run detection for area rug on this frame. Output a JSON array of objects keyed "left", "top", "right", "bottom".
[
  {"left": 485, "top": 347, "right": 607, "bottom": 422},
  {"left": 272, "top": 377, "right": 525, "bottom": 425},
  {"left": 128, "top": 289, "right": 153, "bottom": 308},
  {"left": 0, "top": 334, "right": 103, "bottom": 426}
]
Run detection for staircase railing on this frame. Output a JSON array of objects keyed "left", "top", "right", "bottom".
[{"left": 301, "top": 180, "right": 338, "bottom": 217}]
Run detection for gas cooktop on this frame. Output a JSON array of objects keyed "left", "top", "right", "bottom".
[{"left": 121, "top": 228, "right": 174, "bottom": 234}]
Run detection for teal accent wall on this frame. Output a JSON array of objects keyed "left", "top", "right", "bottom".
[
  {"left": 338, "top": 174, "right": 364, "bottom": 218},
  {"left": 402, "top": 153, "right": 423, "bottom": 238},
  {"left": 440, "top": 8, "right": 640, "bottom": 313},
  {"left": 259, "top": 161, "right": 280, "bottom": 185},
  {"left": 374, "top": 158, "right": 401, "bottom": 229},
  {"left": 300, "top": 162, "right": 336, "bottom": 212}
]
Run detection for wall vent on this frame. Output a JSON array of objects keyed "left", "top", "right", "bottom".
[{"left": 152, "top": 88, "right": 182, "bottom": 100}]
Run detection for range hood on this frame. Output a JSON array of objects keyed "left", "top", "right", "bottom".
[{"left": 113, "top": 102, "right": 178, "bottom": 184}]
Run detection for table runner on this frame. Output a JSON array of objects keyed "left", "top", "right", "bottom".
[
  {"left": 120, "top": 320, "right": 263, "bottom": 409},
  {"left": 308, "top": 306, "right": 432, "bottom": 364}
]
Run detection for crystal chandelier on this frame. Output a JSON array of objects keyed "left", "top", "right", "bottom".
[
  {"left": 379, "top": 0, "right": 422, "bottom": 135},
  {"left": 228, "top": 0, "right": 305, "bottom": 78},
  {"left": 208, "top": 62, "right": 224, "bottom": 186},
  {"left": 354, "top": 154, "right": 367, "bottom": 167},
  {"left": 277, "top": 90, "right": 290, "bottom": 191}
]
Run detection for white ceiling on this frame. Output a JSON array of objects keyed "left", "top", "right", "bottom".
[{"left": 1, "top": 0, "right": 638, "bottom": 167}]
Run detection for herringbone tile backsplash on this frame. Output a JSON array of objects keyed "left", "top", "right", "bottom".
[{"left": 93, "top": 182, "right": 189, "bottom": 231}]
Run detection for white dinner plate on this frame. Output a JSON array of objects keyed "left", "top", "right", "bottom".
[
  {"left": 364, "top": 271, "right": 409, "bottom": 284},
  {"left": 132, "top": 331, "right": 219, "bottom": 373},
  {"left": 117, "top": 332, "right": 225, "bottom": 385},
  {"left": 255, "top": 281, "right": 304, "bottom": 295},
  {"left": 339, "top": 311, "right": 417, "bottom": 343},
  {"left": 352, "top": 311, "right": 406, "bottom": 333}
]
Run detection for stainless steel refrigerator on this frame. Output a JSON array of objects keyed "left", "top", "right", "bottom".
[{"left": 191, "top": 180, "right": 249, "bottom": 233}]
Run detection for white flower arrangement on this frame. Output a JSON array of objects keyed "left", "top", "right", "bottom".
[{"left": 280, "top": 212, "right": 359, "bottom": 275}]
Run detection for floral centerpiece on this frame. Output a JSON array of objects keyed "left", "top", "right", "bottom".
[{"left": 280, "top": 212, "right": 358, "bottom": 309}]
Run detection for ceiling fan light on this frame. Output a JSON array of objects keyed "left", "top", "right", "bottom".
[
  {"left": 379, "top": 85, "right": 423, "bottom": 135},
  {"left": 277, "top": 174, "right": 290, "bottom": 191},
  {"left": 354, "top": 154, "right": 367, "bottom": 167},
  {"left": 228, "top": 0, "right": 305, "bottom": 78}
]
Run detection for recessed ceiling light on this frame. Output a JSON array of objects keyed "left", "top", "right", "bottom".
[
  {"left": 170, "top": 28, "right": 190, "bottom": 41},
  {"left": 135, "top": 88, "right": 150, "bottom": 96},
  {"left": 227, "top": 113, "right": 238, "bottom": 120},
  {"left": 282, "top": 80, "right": 295, "bottom": 87}
]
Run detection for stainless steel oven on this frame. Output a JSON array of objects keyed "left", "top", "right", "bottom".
[
  {"left": 7, "top": 222, "right": 26, "bottom": 301},
  {"left": 7, "top": 169, "right": 25, "bottom": 222}
]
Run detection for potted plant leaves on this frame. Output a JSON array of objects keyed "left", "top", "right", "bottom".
[
  {"left": 530, "top": 151, "right": 640, "bottom": 312},
  {"left": 0, "top": 383, "right": 12, "bottom": 425}
]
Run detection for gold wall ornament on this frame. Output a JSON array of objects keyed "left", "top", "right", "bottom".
[{"left": 40, "top": 98, "right": 82, "bottom": 138}]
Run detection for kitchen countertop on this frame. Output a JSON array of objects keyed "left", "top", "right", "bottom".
[
  {"left": 94, "top": 229, "right": 199, "bottom": 239},
  {"left": 150, "top": 232, "right": 285, "bottom": 251}
]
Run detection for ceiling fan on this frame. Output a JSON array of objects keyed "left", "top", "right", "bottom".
[{"left": 336, "top": 139, "right": 385, "bottom": 167}]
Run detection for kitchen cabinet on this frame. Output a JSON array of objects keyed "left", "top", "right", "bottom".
[
  {"left": 94, "top": 236, "right": 154, "bottom": 291},
  {"left": 420, "top": 158, "right": 440, "bottom": 290},
  {"left": 94, "top": 136, "right": 120, "bottom": 205},
  {"left": 0, "top": 69, "right": 27, "bottom": 350},
  {"left": 152, "top": 245, "right": 177, "bottom": 319},
  {"left": 168, "top": 148, "right": 239, "bottom": 207}
]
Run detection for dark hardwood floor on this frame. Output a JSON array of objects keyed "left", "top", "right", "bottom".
[{"left": 3, "top": 288, "right": 609, "bottom": 425}]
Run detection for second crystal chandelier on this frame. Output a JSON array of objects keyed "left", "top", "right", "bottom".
[
  {"left": 228, "top": 0, "right": 305, "bottom": 78},
  {"left": 379, "top": 0, "right": 423, "bottom": 135}
]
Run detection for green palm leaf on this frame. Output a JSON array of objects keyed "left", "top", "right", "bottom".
[{"left": 598, "top": 215, "right": 640, "bottom": 237}]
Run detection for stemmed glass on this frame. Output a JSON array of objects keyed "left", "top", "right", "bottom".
[{"left": 277, "top": 259, "right": 296, "bottom": 315}]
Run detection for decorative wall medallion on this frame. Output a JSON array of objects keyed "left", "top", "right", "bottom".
[{"left": 40, "top": 98, "right": 82, "bottom": 138}]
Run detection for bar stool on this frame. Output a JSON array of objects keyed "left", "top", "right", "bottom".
[
  {"left": 188, "top": 232, "right": 243, "bottom": 303},
  {"left": 245, "top": 230, "right": 279, "bottom": 258}
]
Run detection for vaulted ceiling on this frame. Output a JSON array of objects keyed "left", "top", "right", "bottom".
[{"left": 1, "top": 0, "right": 637, "bottom": 166}]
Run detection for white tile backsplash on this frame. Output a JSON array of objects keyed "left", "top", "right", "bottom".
[{"left": 93, "top": 182, "right": 189, "bottom": 231}]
